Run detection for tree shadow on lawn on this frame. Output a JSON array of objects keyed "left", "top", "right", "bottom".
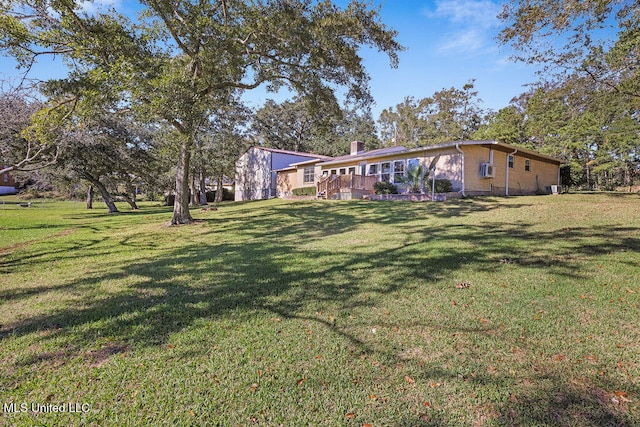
[
  {"left": 393, "top": 373, "right": 632, "bottom": 427},
  {"left": 2, "top": 199, "right": 638, "bottom": 424},
  {"left": 4, "top": 197, "right": 639, "bottom": 341}
]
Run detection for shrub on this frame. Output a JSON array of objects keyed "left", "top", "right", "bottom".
[
  {"left": 292, "top": 187, "right": 317, "bottom": 196},
  {"left": 373, "top": 181, "right": 398, "bottom": 194},
  {"left": 17, "top": 188, "right": 43, "bottom": 199},
  {"left": 205, "top": 188, "right": 234, "bottom": 202},
  {"left": 427, "top": 179, "right": 453, "bottom": 193}
]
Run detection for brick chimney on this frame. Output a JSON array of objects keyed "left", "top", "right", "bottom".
[{"left": 350, "top": 140, "right": 365, "bottom": 155}]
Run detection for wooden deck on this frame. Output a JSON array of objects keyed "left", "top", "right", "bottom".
[{"left": 317, "top": 174, "right": 379, "bottom": 199}]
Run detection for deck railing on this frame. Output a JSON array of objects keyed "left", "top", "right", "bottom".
[{"left": 317, "top": 174, "right": 379, "bottom": 199}]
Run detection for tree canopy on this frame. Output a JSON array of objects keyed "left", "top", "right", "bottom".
[
  {"left": 378, "top": 81, "right": 484, "bottom": 147},
  {"left": 498, "top": 0, "right": 640, "bottom": 100},
  {"left": 1, "top": 0, "right": 402, "bottom": 223}
]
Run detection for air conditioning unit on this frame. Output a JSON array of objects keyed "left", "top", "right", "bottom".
[{"left": 480, "top": 163, "right": 495, "bottom": 178}]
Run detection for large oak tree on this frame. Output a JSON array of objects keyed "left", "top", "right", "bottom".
[{"left": 1, "top": 0, "right": 402, "bottom": 224}]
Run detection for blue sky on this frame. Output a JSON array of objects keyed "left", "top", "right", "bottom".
[
  {"left": 0, "top": 0, "right": 542, "bottom": 118},
  {"left": 357, "top": 0, "right": 541, "bottom": 117}
]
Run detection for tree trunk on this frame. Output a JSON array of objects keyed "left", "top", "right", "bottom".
[
  {"left": 199, "top": 167, "right": 208, "bottom": 205},
  {"left": 171, "top": 136, "right": 194, "bottom": 225},
  {"left": 81, "top": 173, "right": 118, "bottom": 213},
  {"left": 123, "top": 184, "right": 138, "bottom": 210},
  {"left": 123, "top": 194, "right": 138, "bottom": 210},
  {"left": 190, "top": 172, "right": 198, "bottom": 206},
  {"left": 215, "top": 174, "right": 224, "bottom": 203},
  {"left": 86, "top": 185, "right": 93, "bottom": 209},
  {"left": 625, "top": 162, "right": 631, "bottom": 190},
  {"left": 585, "top": 159, "right": 591, "bottom": 190}
]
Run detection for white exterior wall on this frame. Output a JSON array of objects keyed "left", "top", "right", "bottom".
[
  {"left": 235, "top": 148, "right": 272, "bottom": 201},
  {"left": 234, "top": 147, "right": 322, "bottom": 201}
]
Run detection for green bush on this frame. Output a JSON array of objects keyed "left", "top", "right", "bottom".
[
  {"left": 428, "top": 179, "right": 453, "bottom": 193},
  {"left": 373, "top": 181, "right": 398, "bottom": 194},
  {"left": 292, "top": 187, "right": 317, "bottom": 196},
  {"left": 165, "top": 188, "right": 234, "bottom": 206},
  {"left": 205, "top": 188, "right": 234, "bottom": 202}
]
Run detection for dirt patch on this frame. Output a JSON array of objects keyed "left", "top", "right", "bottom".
[{"left": 85, "top": 344, "right": 129, "bottom": 368}]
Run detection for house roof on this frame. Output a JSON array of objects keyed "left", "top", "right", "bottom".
[
  {"left": 289, "top": 158, "right": 328, "bottom": 167},
  {"left": 326, "top": 145, "right": 407, "bottom": 164},
  {"left": 247, "top": 145, "right": 333, "bottom": 160},
  {"left": 319, "top": 140, "right": 563, "bottom": 167}
]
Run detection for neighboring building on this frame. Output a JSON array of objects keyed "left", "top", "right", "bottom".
[
  {"left": 234, "top": 146, "right": 332, "bottom": 201},
  {"left": 0, "top": 168, "right": 17, "bottom": 195},
  {"left": 276, "top": 140, "right": 563, "bottom": 199}
]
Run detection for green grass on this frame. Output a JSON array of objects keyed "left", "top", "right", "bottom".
[{"left": 0, "top": 194, "right": 638, "bottom": 426}]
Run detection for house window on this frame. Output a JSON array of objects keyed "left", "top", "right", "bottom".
[
  {"left": 330, "top": 169, "right": 337, "bottom": 175},
  {"left": 381, "top": 162, "right": 391, "bottom": 182},
  {"left": 322, "top": 170, "right": 328, "bottom": 177},
  {"left": 508, "top": 155, "right": 514, "bottom": 169},
  {"left": 303, "top": 166, "right": 315, "bottom": 183},
  {"left": 339, "top": 168, "right": 346, "bottom": 175},
  {"left": 524, "top": 159, "right": 531, "bottom": 172},
  {"left": 2, "top": 174, "right": 8, "bottom": 183},
  {"left": 368, "top": 164, "right": 378, "bottom": 176},
  {"left": 348, "top": 167, "right": 356, "bottom": 175},
  {"left": 393, "top": 160, "right": 405, "bottom": 183},
  {"left": 407, "top": 158, "right": 420, "bottom": 170}
]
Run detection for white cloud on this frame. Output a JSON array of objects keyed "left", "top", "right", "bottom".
[
  {"left": 76, "top": 0, "right": 122, "bottom": 15},
  {"left": 424, "top": 0, "right": 502, "bottom": 55},
  {"left": 437, "top": 28, "right": 486, "bottom": 54},
  {"left": 428, "top": 0, "right": 501, "bottom": 28}
]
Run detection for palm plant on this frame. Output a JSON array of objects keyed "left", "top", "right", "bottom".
[{"left": 397, "top": 163, "right": 427, "bottom": 193}]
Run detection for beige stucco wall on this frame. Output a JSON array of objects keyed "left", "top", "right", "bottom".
[
  {"left": 417, "top": 151, "right": 462, "bottom": 192},
  {"left": 294, "top": 164, "right": 323, "bottom": 189},
  {"left": 319, "top": 149, "right": 463, "bottom": 192},
  {"left": 464, "top": 145, "right": 560, "bottom": 195},
  {"left": 276, "top": 169, "right": 298, "bottom": 197}
]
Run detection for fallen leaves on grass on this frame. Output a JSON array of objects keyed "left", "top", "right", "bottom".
[
  {"left": 611, "top": 391, "right": 632, "bottom": 404},
  {"left": 404, "top": 375, "right": 415, "bottom": 384}
]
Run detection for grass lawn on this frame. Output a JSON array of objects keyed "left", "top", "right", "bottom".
[{"left": 0, "top": 193, "right": 638, "bottom": 426}]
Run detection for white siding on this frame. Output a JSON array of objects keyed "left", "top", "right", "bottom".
[{"left": 234, "top": 147, "right": 323, "bottom": 201}]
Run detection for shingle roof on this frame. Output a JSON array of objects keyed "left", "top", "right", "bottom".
[
  {"left": 324, "top": 146, "right": 407, "bottom": 163},
  {"left": 249, "top": 146, "right": 333, "bottom": 160},
  {"left": 319, "top": 141, "right": 563, "bottom": 166}
]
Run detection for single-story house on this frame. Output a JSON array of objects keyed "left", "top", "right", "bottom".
[
  {"left": 0, "top": 169, "right": 17, "bottom": 195},
  {"left": 234, "top": 146, "right": 332, "bottom": 201},
  {"left": 274, "top": 140, "right": 563, "bottom": 199}
]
